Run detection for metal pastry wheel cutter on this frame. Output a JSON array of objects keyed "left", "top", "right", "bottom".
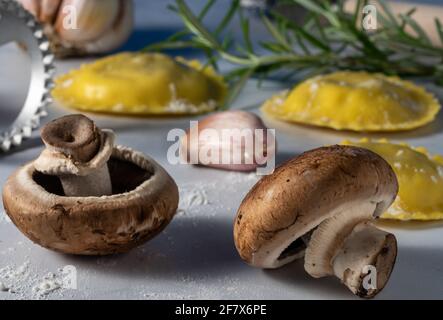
[{"left": 0, "top": 0, "right": 53, "bottom": 151}]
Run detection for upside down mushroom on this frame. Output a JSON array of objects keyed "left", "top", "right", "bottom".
[
  {"left": 234, "top": 145, "right": 399, "bottom": 298},
  {"left": 2, "top": 114, "right": 179, "bottom": 255}
]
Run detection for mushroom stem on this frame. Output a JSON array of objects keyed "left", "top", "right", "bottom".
[
  {"left": 35, "top": 114, "right": 114, "bottom": 197},
  {"left": 59, "top": 165, "right": 112, "bottom": 197},
  {"left": 331, "top": 221, "right": 397, "bottom": 298},
  {"left": 303, "top": 201, "right": 398, "bottom": 297}
]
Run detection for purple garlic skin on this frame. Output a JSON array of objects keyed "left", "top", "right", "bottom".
[{"left": 180, "top": 111, "right": 276, "bottom": 172}]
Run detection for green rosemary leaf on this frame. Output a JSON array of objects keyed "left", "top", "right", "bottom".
[
  {"left": 297, "top": 22, "right": 330, "bottom": 52},
  {"left": 223, "top": 68, "right": 255, "bottom": 108},
  {"left": 215, "top": 0, "right": 240, "bottom": 36},
  {"left": 336, "top": 0, "right": 346, "bottom": 12},
  {"left": 146, "top": 0, "right": 443, "bottom": 103},
  {"left": 271, "top": 11, "right": 330, "bottom": 52},
  {"left": 351, "top": 0, "right": 363, "bottom": 27},
  {"left": 293, "top": 32, "right": 311, "bottom": 55},
  {"left": 261, "top": 13, "right": 292, "bottom": 52},
  {"left": 198, "top": 0, "right": 216, "bottom": 20},
  {"left": 166, "top": 3, "right": 178, "bottom": 13},
  {"left": 341, "top": 14, "right": 387, "bottom": 60},
  {"left": 260, "top": 41, "right": 291, "bottom": 54},
  {"left": 400, "top": 13, "right": 432, "bottom": 45},
  {"left": 313, "top": 15, "right": 329, "bottom": 45},
  {"left": 292, "top": 0, "right": 340, "bottom": 27},
  {"left": 377, "top": 0, "right": 399, "bottom": 27},
  {"left": 222, "top": 34, "right": 234, "bottom": 50},
  {"left": 239, "top": 9, "right": 254, "bottom": 53},
  {"left": 166, "top": 30, "right": 189, "bottom": 42},
  {"left": 143, "top": 40, "right": 200, "bottom": 52},
  {"left": 176, "top": 0, "right": 220, "bottom": 49},
  {"left": 401, "top": 7, "right": 417, "bottom": 30},
  {"left": 235, "top": 44, "right": 256, "bottom": 59},
  {"left": 436, "top": 19, "right": 443, "bottom": 45},
  {"left": 203, "top": 51, "right": 219, "bottom": 71}
]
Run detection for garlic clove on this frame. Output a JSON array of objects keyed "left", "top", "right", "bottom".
[
  {"left": 17, "top": 0, "right": 134, "bottom": 58},
  {"left": 18, "top": 0, "right": 40, "bottom": 17},
  {"left": 55, "top": 0, "right": 120, "bottom": 44},
  {"left": 84, "top": 0, "right": 134, "bottom": 54},
  {"left": 40, "top": 0, "right": 62, "bottom": 23},
  {"left": 180, "top": 111, "right": 276, "bottom": 171}
]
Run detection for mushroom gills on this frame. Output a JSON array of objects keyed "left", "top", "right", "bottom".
[
  {"left": 277, "top": 228, "right": 317, "bottom": 261},
  {"left": 277, "top": 237, "right": 306, "bottom": 261},
  {"left": 33, "top": 157, "right": 153, "bottom": 196}
]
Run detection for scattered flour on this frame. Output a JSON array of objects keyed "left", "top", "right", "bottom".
[
  {"left": 0, "top": 260, "right": 30, "bottom": 281},
  {"left": 225, "top": 171, "right": 260, "bottom": 185},
  {"left": 0, "top": 247, "right": 16, "bottom": 255},
  {"left": 179, "top": 186, "right": 209, "bottom": 212},
  {"left": 32, "top": 272, "right": 63, "bottom": 296},
  {"left": 142, "top": 291, "right": 196, "bottom": 300},
  {"left": 0, "top": 260, "right": 31, "bottom": 296},
  {"left": 0, "top": 260, "right": 72, "bottom": 299},
  {"left": 177, "top": 172, "right": 260, "bottom": 218}
]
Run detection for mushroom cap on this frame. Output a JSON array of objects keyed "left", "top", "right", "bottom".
[
  {"left": 2, "top": 146, "right": 179, "bottom": 255},
  {"left": 233, "top": 145, "right": 398, "bottom": 268}
]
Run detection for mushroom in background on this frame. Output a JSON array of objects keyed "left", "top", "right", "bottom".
[
  {"left": 17, "top": 0, "right": 134, "bottom": 58},
  {"left": 234, "top": 145, "right": 399, "bottom": 298},
  {"left": 2, "top": 114, "right": 179, "bottom": 255}
]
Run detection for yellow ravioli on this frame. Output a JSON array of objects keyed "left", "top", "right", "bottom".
[
  {"left": 343, "top": 139, "right": 443, "bottom": 221},
  {"left": 52, "top": 52, "right": 227, "bottom": 115},
  {"left": 262, "top": 71, "right": 440, "bottom": 131}
]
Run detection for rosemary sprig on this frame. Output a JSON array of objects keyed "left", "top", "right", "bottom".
[{"left": 144, "top": 0, "right": 443, "bottom": 105}]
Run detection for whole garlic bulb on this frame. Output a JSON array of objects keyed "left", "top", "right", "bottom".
[{"left": 17, "top": 0, "right": 134, "bottom": 58}]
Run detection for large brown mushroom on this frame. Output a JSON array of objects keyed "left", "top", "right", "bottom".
[
  {"left": 234, "top": 145, "right": 399, "bottom": 298},
  {"left": 2, "top": 115, "right": 179, "bottom": 255}
]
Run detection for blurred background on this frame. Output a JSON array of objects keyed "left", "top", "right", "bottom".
[{"left": 126, "top": 0, "right": 442, "bottom": 52}]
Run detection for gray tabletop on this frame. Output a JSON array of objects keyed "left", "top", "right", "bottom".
[{"left": 0, "top": 0, "right": 443, "bottom": 300}]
